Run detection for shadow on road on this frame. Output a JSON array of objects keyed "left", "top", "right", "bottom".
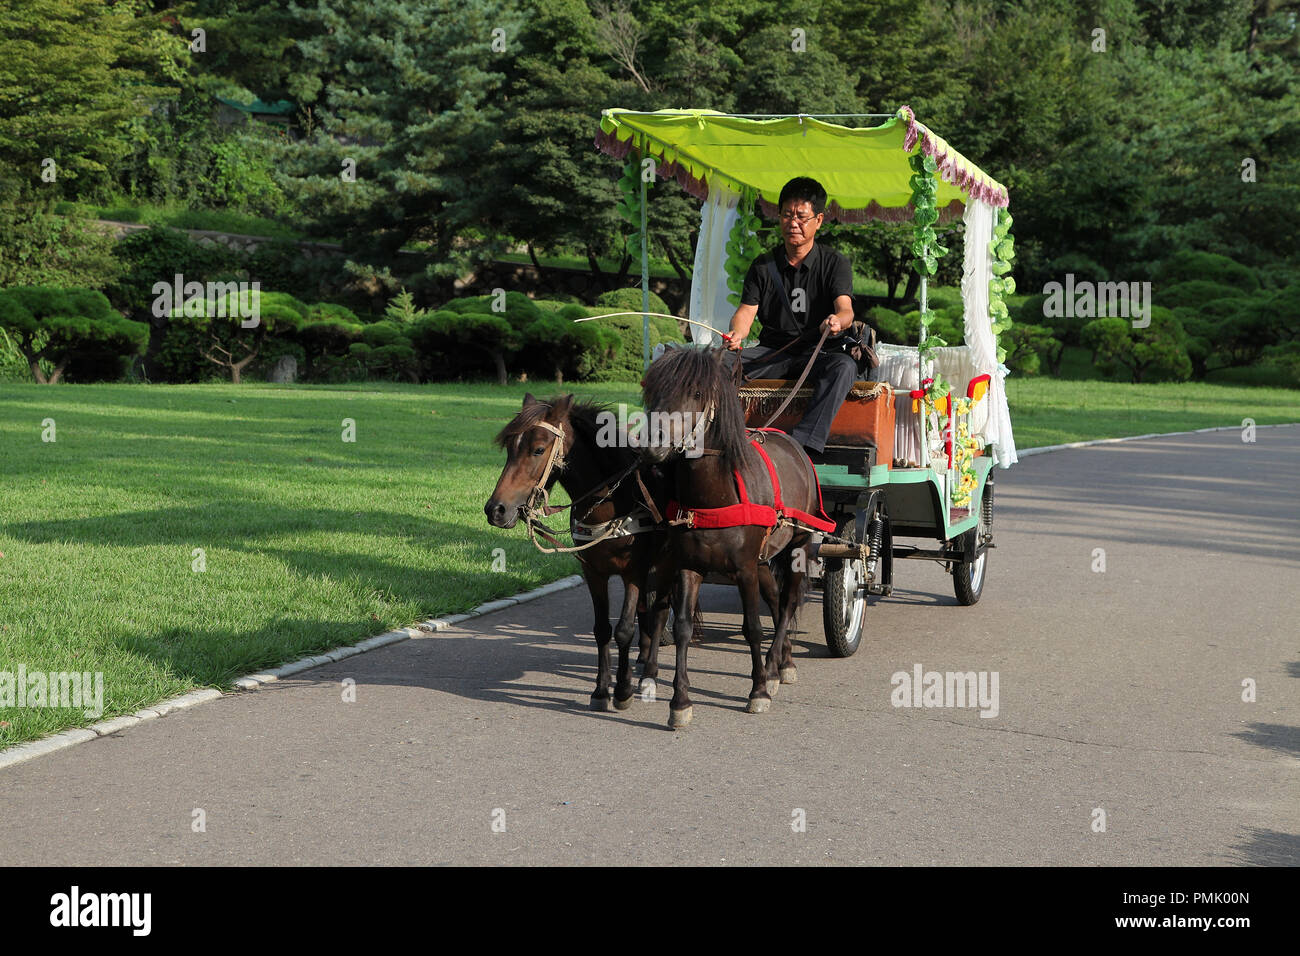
[{"left": 1231, "top": 827, "right": 1300, "bottom": 866}]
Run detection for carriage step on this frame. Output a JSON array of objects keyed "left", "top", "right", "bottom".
[
  {"left": 821, "top": 443, "right": 876, "bottom": 475},
  {"left": 892, "top": 545, "right": 952, "bottom": 561}
]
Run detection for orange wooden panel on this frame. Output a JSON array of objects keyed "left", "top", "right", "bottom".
[{"left": 742, "top": 380, "right": 896, "bottom": 467}]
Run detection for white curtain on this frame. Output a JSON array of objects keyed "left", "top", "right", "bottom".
[
  {"left": 689, "top": 182, "right": 743, "bottom": 345},
  {"left": 961, "top": 198, "right": 1018, "bottom": 468},
  {"left": 873, "top": 343, "right": 985, "bottom": 467}
]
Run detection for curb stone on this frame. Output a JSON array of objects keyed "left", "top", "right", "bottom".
[
  {"left": 1015, "top": 421, "right": 1296, "bottom": 459},
  {"left": 0, "top": 575, "right": 584, "bottom": 770}
]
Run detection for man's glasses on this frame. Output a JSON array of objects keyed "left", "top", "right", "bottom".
[{"left": 778, "top": 211, "right": 819, "bottom": 224}]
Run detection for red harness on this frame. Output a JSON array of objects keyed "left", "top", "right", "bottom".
[{"left": 665, "top": 430, "right": 837, "bottom": 532}]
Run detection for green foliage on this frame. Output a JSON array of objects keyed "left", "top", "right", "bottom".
[
  {"left": 1003, "top": 323, "right": 1061, "bottom": 376},
  {"left": 522, "top": 306, "right": 620, "bottom": 382},
  {"left": 383, "top": 290, "right": 427, "bottom": 325},
  {"left": 170, "top": 289, "right": 306, "bottom": 383},
  {"left": 593, "top": 287, "right": 670, "bottom": 315},
  {"left": 0, "top": 326, "right": 38, "bottom": 382},
  {"left": 580, "top": 306, "right": 681, "bottom": 381},
  {"left": 1154, "top": 251, "right": 1261, "bottom": 294},
  {"left": 107, "top": 226, "right": 245, "bottom": 315},
  {"left": 618, "top": 155, "right": 651, "bottom": 260},
  {"left": 1154, "top": 280, "right": 1245, "bottom": 311},
  {"left": 296, "top": 315, "right": 363, "bottom": 379},
  {"left": 0, "top": 286, "right": 148, "bottom": 384},
  {"left": 345, "top": 321, "right": 419, "bottom": 381},
  {"left": 895, "top": 308, "right": 962, "bottom": 349},
  {"left": 0, "top": 198, "right": 122, "bottom": 291},
  {"left": 255, "top": 0, "right": 526, "bottom": 277},
  {"left": 412, "top": 292, "right": 632, "bottom": 383},
  {"left": 412, "top": 309, "right": 521, "bottom": 385},
  {"left": 724, "top": 190, "right": 775, "bottom": 307},
  {"left": 1081, "top": 307, "right": 1192, "bottom": 383},
  {"left": 245, "top": 238, "right": 334, "bottom": 303},
  {"left": 867, "top": 306, "right": 906, "bottom": 344},
  {"left": 0, "top": 0, "right": 181, "bottom": 203},
  {"left": 205, "top": 129, "right": 289, "bottom": 216},
  {"left": 987, "top": 209, "right": 1017, "bottom": 363}
]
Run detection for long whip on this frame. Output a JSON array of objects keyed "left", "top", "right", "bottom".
[{"left": 572, "top": 311, "right": 731, "bottom": 342}]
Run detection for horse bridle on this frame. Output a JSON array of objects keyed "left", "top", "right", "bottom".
[
  {"left": 524, "top": 419, "right": 568, "bottom": 517},
  {"left": 518, "top": 414, "right": 652, "bottom": 553}
]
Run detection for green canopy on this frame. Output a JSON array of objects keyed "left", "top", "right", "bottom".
[{"left": 595, "top": 106, "right": 1007, "bottom": 222}]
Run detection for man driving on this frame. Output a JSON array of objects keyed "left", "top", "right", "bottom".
[{"left": 723, "top": 176, "right": 857, "bottom": 465}]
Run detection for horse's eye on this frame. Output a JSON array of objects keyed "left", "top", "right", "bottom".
[
  {"left": 693, "top": 390, "right": 701, "bottom": 401},
  {"left": 533, "top": 446, "right": 545, "bottom": 456}
]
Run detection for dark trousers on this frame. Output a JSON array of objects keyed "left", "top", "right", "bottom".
[{"left": 723, "top": 344, "right": 858, "bottom": 452}]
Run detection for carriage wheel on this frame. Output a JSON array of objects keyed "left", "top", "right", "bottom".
[
  {"left": 952, "top": 482, "right": 992, "bottom": 606},
  {"left": 822, "top": 515, "right": 868, "bottom": 657}
]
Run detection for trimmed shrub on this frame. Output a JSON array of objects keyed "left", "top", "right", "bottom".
[
  {"left": 107, "top": 226, "right": 244, "bottom": 316},
  {"left": 1081, "top": 306, "right": 1191, "bottom": 383},
  {"left": 867, "top": 306, "right": 906, "bottom": 344},
  {"left": 1154, "top": 280, "right": 1243, "bottom": 311},
  {"left": 0, "top": 287, "right": 148, "bottom": 384},
  {"left": 582, "top": 306, "right": 682, "bottom": 381},
  {"left": 1154, "top": 251, "right": 1259, "bottom": 294},
  {"left": 594, "top": 287, "right": 670, "bottom": 316}
]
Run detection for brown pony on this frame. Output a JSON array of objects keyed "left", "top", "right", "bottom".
[
  {"left": 640, "top": 347, "right": 816, "bottom": 729},
  {"left": 485, "top": 393, "right": 674, "bottom": 711}
]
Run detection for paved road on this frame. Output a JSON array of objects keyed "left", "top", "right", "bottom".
[{"left": 2, "top": 429, "right": 1297, "bottom": 865}]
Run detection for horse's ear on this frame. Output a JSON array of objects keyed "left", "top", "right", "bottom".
[
  {"left": 554, "top": 393, "right": 575, "bottom": 416},
  {"left": 522, "top": 392, "right": 536, "bottom": 408}
]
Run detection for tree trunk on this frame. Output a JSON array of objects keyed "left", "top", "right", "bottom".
[
  {"left": 902, "top": 271, "right": 920, "bottom": 306},
  {"left": 585, "top": 244, "right": 607, "bottom": 290},
  {"left": 665, "top": 242, "right": 692, "bottom": 282},
  {"left": 491, "top": 350, "right": 507, "bottom": 386},
  {"left": 527, "top": 243, "right": 547, "bottom": 283},
  {"left": 1047, "top": 343, "right": 1065, "bottom": 376},
  {"left": 231, "top": 349, "right": 258, "bottom": 384}
]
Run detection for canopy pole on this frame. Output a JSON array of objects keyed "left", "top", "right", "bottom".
[
  {"left": 640, "top": 166, "right": 650, "bottom": 371},
  {"left": 919, "top": 275, "right": 928, "bottom": 463}
]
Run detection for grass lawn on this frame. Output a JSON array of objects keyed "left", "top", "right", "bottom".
[{"left": 1, "top": 377, "right": 1296, "bottom": 747}]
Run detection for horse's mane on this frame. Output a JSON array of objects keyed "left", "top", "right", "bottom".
[{"left": 642, "top": 345, "right": 750, "bottom": 469}]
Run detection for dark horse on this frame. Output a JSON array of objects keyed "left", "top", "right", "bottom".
[
  {"left": 485, "top": 393, "right": 673, "bottom": 711},
  {"left": 640, "top": 346, "right": 820, "bottom": 729}
]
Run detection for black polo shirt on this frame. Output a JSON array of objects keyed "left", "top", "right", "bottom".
[{"left": 740, "top": 242, "right": 853, "bottom": 350}]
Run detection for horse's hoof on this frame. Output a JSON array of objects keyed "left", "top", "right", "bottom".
[
  {"left": 766, "top": 678, "right": 780, "bottom": 698},
  {"left": 590, "top": 696, "right": 612, "bottom": 712},
  {"left": 639, "top": 678, "right": 657, "bottom": 701},
  {"left": 746, "top": 696, "right": 771, "bottom": 714},
  {"left": 613, "top": 693, "right": 635, "bottom": 710},
  {"left": 780, "top": 667, "right": 798, "bottom": 684},
  {"left": 668, "top": 706, "right": 693, "bottom": 729}
]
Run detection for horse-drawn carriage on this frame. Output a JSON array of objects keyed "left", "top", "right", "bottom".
[
  {"left": 598, "top": 107, "right": 1019, "bottom": 656},
  {"left": 489, "top": 107, "right": 1018, "bottom": 727}
]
